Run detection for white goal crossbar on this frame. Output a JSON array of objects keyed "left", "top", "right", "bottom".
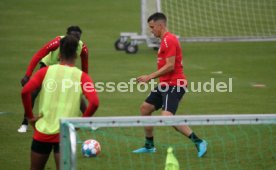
[{"left": 61, "top": 114, "right": 276, "bottom": 128}]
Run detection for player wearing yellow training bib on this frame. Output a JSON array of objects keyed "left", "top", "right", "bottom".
[{"left": 21, "top": 36, "right": 99, "bottom": 170}]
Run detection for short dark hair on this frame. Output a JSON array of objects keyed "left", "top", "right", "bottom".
[
  {"left": 147, "top": 12, "right": 167, "bottom": 23},
  {"left": 59, "top": 35, "right": 79, "bottom": 60},
  {"left": 67, "top": 26, "right": 82, "bottom": 34}
]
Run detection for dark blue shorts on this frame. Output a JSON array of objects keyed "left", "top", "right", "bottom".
[{"left": 145, "top": 86, "right": 185, "bottom": 114}]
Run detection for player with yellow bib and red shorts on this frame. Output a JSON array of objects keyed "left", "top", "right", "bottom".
[
  {"left": 133, "top": 12, "right": 207, "bottom": 158},
  {"left": 18, "top": 26, "right": 89, "bottom": 133},
  {"left": 21, "top": 35, "right": 99, "bottom": 170}
]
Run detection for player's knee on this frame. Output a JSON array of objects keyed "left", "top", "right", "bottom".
[
  {"left": 161, "top": 110, "right": 174, "bottom": 116},
  {"left": 140, "top": 103, "right": 154, "bottom": 116},
  {"left": 139, "top": 104, "right": 148, "bottom": 115}
]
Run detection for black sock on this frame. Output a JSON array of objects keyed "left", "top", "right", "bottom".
[
  {"left": 189, "top": 132, "right": 202, "bottom": 144},
  {"left": 145, "top": 137, "right": 154, "bottom": 149},
  {"left": 21, "top": 117, "right": 28, "bottom": 125}
]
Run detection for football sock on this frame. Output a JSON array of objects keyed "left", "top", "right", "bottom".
[
  {"left": 21, "top": 117, "right": 28, "bottom": 125},
  {"left": 189, "top": 132, "right": 203, "bottom": 144},
  {"left": 145, "top": 136, "right": 154, "bottom": 149}
]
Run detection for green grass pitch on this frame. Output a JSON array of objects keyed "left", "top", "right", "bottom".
[{"left": 0, "top": 0, "right": 275, "bottom": 169}]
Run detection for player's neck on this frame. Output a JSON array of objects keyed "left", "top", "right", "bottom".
[
  {"left": 160, "top": 28, "right": 169, "bottom": 39},
  {"left": 60, "top": 59, "right": 75, "bottom": 67}
]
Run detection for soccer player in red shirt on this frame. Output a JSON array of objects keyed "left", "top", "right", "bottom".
[
  {"left": 18, "top": 26, "right": 89, "bottom": 133},
  {"left": 133, "top": 13, "right": 207, "bottom": 157},
  {"left": 21, "top": 35, "right": 99, "bottom": 170}
]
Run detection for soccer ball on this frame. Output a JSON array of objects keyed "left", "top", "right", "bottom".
[{"left": 82, "top": 139, "right": 101, "bottom": 157}]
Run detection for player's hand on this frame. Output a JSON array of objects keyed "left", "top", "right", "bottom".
[
  {"left": 27, "top": 115, "right": 43, "bottom": 129},
  {"left": 137, "top": 75, "right": 151, "bottom": 83},
  {"left": 21, "top": 75, "right": 30, "bottom": 87}
]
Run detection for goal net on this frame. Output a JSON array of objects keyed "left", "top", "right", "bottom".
[
  {"left": 155, "top": 0, "right": 276, "bottom": 42},
  {"left": 60, "top": 114, "right": 276, "bottom": 170},
  {"left": 116, "top": 0, "right": 276, "bottom": 53}
]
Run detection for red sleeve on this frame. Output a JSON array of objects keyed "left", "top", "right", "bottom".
[
  {"left": 25, "top": 37, "right": 61, "bottom": 77},
  {"left": 80, "top": 72, "right": 99, "bottom": 117},
  {"left": 163, "top": 37, "right": 176, "bottom": 58},
  {"left": 80, "top": 44, "right": 89, "bottom": 73},
  {"left": 21, "top": 67, "right": 48, "bottom": 119}
]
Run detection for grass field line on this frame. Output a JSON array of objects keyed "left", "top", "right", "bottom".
[
  {"left": 188, "top": 63, "right": 205, "bottom": 70},
  {"left": 0, "top": 112, "right": 13, "bottom": 115}
]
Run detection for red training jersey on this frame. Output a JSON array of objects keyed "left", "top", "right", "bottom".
[
  {"left": 25, "top": 36, "right": 89, "bottom": 77},
  {"left": 157, "top": 32, "right": 186, "bottom": 86}
]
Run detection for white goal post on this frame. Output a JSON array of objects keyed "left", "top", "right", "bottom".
[
  {"left": 114, "top": 0, "right": 276, "bottom": 54},
  {"left": 60, "top": 114, "right": 276, "bottom": 170}
]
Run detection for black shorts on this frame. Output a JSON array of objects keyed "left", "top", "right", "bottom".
[
  {"left": 145, "top": 86, "right": 185, "bottom": 114},
  {"left": 31, "top": 139, "right": 59, "bottom": 154}
]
